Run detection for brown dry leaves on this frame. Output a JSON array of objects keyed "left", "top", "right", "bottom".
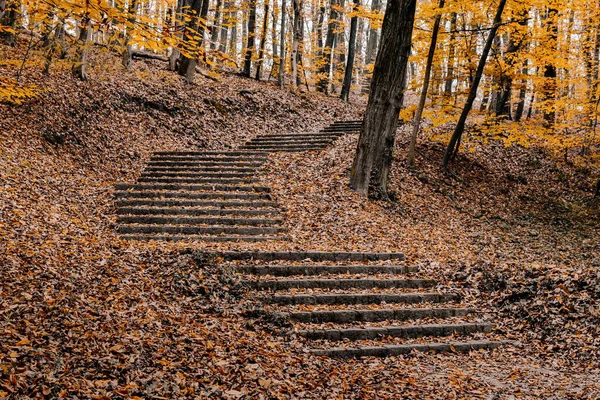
[{"left": 1, "top": 44, "right": 600, "bottom": 398}]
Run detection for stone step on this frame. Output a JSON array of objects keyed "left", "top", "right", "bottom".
[
  {"left": 117, "top": 225, "right": 286, "bottom": 235},
  {"left": 279, "top": 307, "right": 475, "bottom": 323},
  {"left": 333, "top": 120, "right": 362, "bottom": 124},
  {"left": 138, "top": 177, "right": 256, "bottom": 184},
  {"left": 244, "top": 140, "right": 334, "bottom": 146},
  {"left": 115, "top": 184, "right": 270, "bottom": 192},
  {"left": 269, "top": 292, "right": 458, "bottom": 305},
  {"left": 327, "top": 126, "right": 361, "bottom": 129},
  {"left": 244, "top": 278, "right": 435, "bottom": 291},
  {"left": 239, "top": 146, "right": 328, "bottom": 152},
  {"left": 118, "top": 215, "right": 283, "bottom": 226},
  {"left": 235, "top": 264, "right": 417, "bottom": 276},
  {"left": 115, "top": 191, "right": 270, "bottom": 200},
  {"left": 250, "top": 135, "right": 341, "bottom": 142},
  {"left": 297, "top": 322, "right": 494, "bottom": 341},
  {"left": 144, "top": 166, "right": 257, "bottom": 173},
  {"left": 149, "top": 156, "right": 267, "bottom": 163},
  {"left": 116, "top": 199, "right": 278, "bottom": 208},
  {"left": 121, "top": 234, "right": 288, "bottom": 242},
  {"left": 147, "top": 161, "right": 264, "bottom": 168},
  {"left": 240, "top": 143, "right": 329, "bottom": 148},
  {"left": 205, "top": 251, "right": 407, "bottom": 262},
  {"left": 242, "top": 148, "right": 326, "bottom": 153},
  {"left": 117, "top": 207, "right": 280, "bottom": 217},
  {"left": 154, "top": 151, "right": 268, "bottom": 156},
  {"left": 259, "top": 133, "right": 344, "bottom": 139},
  {"left": 310, "top": 340, "right": 505, "bottom": 358},
  {"left": 140, "top": 171, "right": 255, "bottom": 178}
]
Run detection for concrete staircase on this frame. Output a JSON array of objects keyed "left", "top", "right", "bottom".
[
  {"left": 219, "top": 251, "right": 507, "bottom": 358},
  {"left": 239, "top": 120, "right": 361, "bottom": 152},
  {"left": 115, "top": 121, "right": 361, "bottom": 242}
]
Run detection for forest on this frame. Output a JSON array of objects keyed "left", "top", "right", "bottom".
[
  {"left": 2, "top": 0, "right": 600, "bottom": 195},
  {"left": 1, "top": 0, "right": 600, "bottom": 398}
]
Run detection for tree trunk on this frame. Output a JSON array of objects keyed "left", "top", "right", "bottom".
[
  {"left": 349, "top": 0, "right": 417, "bottom": 198},
  {"left": 332, "top": 0, "right": 346, "bottom": 93},
  {"left": 407, "top": 0, "right": 444, "bottom": 167},
  {"left": 229, "top": 1, "right": 238, "bottom": 60},
  {"left": 278, "top": 0, "right": 286, "bottom": 87},
  {"left": 220, "top": 0, "right": 231, "bottom": 53},
  {"left": 291, "top": 0, "right": 300, "bottom": 89},
  {"left": 365, "top": 0, "right": 382, "bottom": 65},
  {"left": 122, "top": 0, "right": 139, "bottom": 69},
  {"left": 442, "top": 0, "right": 507, "bottom": 169},
  {"left": 340, "top": 0, "right": 360, "bottom": 102},
  {"left": 272, "top": 0, "right": 278, "bottom": 59},
  {"left": 295, "top": 0, "right": 304, "bottom": 88},
  {"left": 255, "top": 0, "right": 269, "bottom": 79},
  {"left": 444, "top": 12, "right": 456, "bottom": 95},
  {"left": 243, "top": 0, "right": 257, "bottom": 77},
  {"left": 178, "top": 0, "right": 210, "bottom": 82},
  {"left": 0, "top": 0, "right": 18, "bottom": 46},
  {"left": 73, "top": 16, "right": 92, "bottom": 81},
  {"left": 315, "top": 0, "right": 325, "bottom": 55},
  {"left": 169, "top": 0, "right": 184, "bottom": 71},
  {"left": 514, "top": 59, "right": 528, "bottom": 122},
  {"left": 210, "top": 0, "right": 223, "bottom": 57},
  {"left": 493, "top": 6, "right": 528, "bottom": 119},
  {"left": 316, "top": 0, "right": 339, "bottom": 93},
  {"left": 542, "top": 7, "right": 558, "bottom": 125}
]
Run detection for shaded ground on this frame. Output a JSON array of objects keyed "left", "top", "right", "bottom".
[{"left": 1, "top": 46, "right": 600, "bottom": 398}]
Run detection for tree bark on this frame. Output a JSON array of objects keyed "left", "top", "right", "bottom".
[
  {"left": 492, "top": 6, "right": 528, "bottom": 119},
  {"left": 210, "top": 0, "right": 223, "bottom": 56},
  {"left": 243, "top": 0, "right": 257, "bottom": 76},
  {"left": 169, "top": 0, "right": 184, "bottom": 71},
  {"left": 349, "top": 0, "right": 417, "bottom": 198},
  {"left": 295, "top": 0, "right": 304, "bottom": 88},
  {"left": 255, "top": 0, "right": 269, "bottom": 79},
  {"left": 73, "top": 15, "right": 92, "bottom": 81},
  {"left": 316, "top": 0, "right": 339, "bottom": 93},
  {"left": 0, "top": 0, "right": 18, "bottom": 46},
  {"left": 365, "top": 0, "right": 382, "bottom": 65},
  {"left": 340, "top": 0, "right": 360, "bottom": 102},
  {"left": 271, "top": 0, "right": 278, "bottom": 59},
  {"left": 278, "top": 0, "right": 286, "bottom": 87},
  {"left": 122, "top": 0, "right": 139, "bottom": 69},
  {"left": 407, "top": 0, "right": 444, "bottom": 167},
  {"left": 220, "top": 0, "right": 231, "bottom": 53},
  {"left": 178, "top": 0, "right": 210, "bottom": 82},
  {"left": 291, "top": 0, "right": 300, "bottom": 89},
  {"left": 542, "top": 7, "right": 558, "bottom": 125},
  {"left": 442, "top": 0, "right": 507, "bottom": 169},
  {"left": 229, "top": 1, "right": 238, "bottom": 60},
  {"left": 444, "top": 12, "right": 457, "bottom": 95},
  {"left": 514, "top": 59, "right": 528, "bottom": 122},
  {"left": 315, "top": 0, "right": 325, "bottom": 55},
  {"left": 332, "top": 0, "right": 346, "bottom": 93}
]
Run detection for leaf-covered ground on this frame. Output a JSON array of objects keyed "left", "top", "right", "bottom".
[{"left": 2, "top": 47, "right": 600, "bottom": 398}]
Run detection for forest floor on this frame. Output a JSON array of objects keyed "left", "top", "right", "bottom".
[{"left": 1, "top": 46, "right": 600, "bottom": 398}]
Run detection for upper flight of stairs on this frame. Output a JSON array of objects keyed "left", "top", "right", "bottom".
[
  {"left": 215, "top": 251, "right": 508, "bottom": 358},
  {"left": 115, "top": 121, "right": 361, "bottom": 242},
  {"left": 239, "top": 120, "right": 361, "bottom": 152}
]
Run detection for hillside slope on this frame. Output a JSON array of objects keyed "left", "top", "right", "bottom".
[{"left": 1, "top": 49, "right": 600, "bottom": 398}]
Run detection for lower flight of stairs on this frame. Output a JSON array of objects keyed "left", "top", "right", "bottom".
[{"left": 221, "top": 251, "right": 508, "bottom": 358}]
